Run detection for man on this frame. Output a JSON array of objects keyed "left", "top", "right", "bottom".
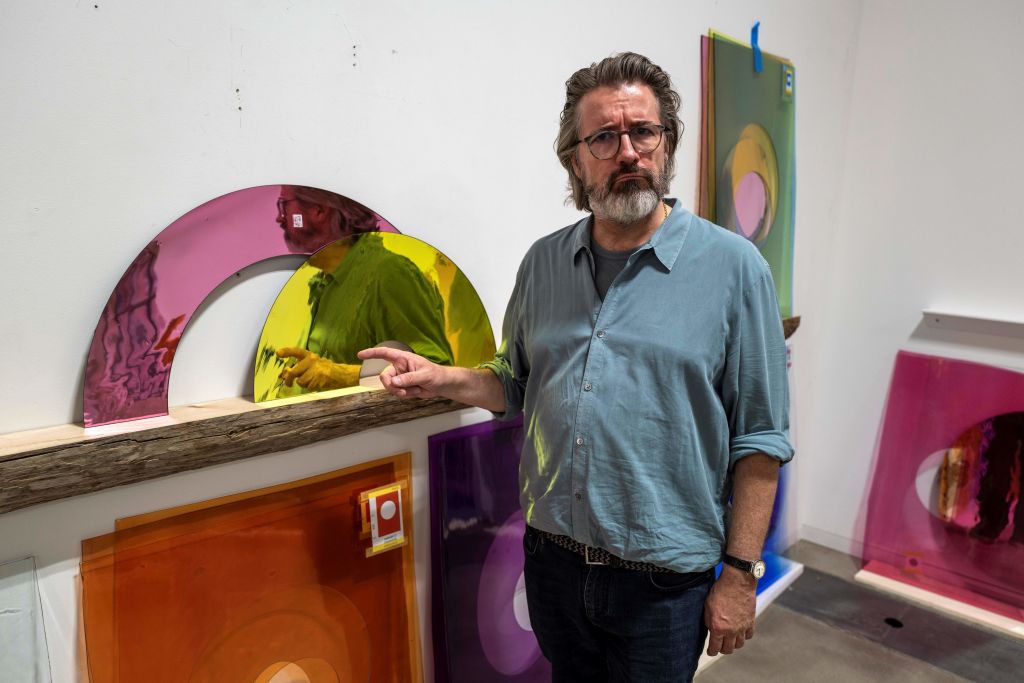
[{"left": 360, "top": 52, "right": 792, "bottom": 682}]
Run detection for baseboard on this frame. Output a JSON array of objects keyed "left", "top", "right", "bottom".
[
  {"left": 797, "top": 523, "right": 865, "bottom": 558},
  {"left": 855, "top": 566, "right": 1024, "bottom": 640}
]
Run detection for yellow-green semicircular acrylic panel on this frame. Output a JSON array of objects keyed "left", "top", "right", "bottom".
[{"left": 255, "top": 232, "right": 496, "bottom": 402}]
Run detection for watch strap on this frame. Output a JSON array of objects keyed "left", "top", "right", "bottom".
[{"left": 722, "top": 553, "right": 758, "bottom": 573}]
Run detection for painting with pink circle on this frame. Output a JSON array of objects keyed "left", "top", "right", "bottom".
[{"left": 698, "top": 32, "right": 796, "bottom": 317}]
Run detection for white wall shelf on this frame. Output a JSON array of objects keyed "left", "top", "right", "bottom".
[{"left": 922, "top": 309, "right": 1024, "bottom": 340}]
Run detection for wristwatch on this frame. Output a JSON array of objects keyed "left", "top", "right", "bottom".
[{"left": 722, "top": 553, "right": 766, "bottom": 579}]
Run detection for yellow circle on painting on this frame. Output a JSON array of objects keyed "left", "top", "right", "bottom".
[{"left": 718, "top": 124, "right": 779, "bottom": 245}]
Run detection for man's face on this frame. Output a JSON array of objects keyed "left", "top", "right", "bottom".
[
  {"left": 277, "top": 186, "right": 333, "bottom": 253},
  {"left": 571, "top": 83, "right": 670, "bottom": 224}
]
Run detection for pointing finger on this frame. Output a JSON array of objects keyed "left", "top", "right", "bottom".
[{"left": 357, "top": 347, "right": 407, "bottom": 363}]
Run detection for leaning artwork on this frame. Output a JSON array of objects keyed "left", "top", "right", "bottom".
[
  {"left": 80, "top": 453, "right": 422, "bottom": 681},
  {"left": 863, "top": 351, "right": 1024, "bottom": 621},
  {"left": 698, "top": 31, "right": 796, "bottom": 317}
]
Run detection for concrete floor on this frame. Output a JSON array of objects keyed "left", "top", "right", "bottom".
[{"left": 696, "top": 541, "right": 1024, "bottom": 683}]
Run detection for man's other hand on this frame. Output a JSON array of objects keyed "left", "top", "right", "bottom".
[
  {"left": 357, "top": 346, "right": 445, "bottom": 399},
  {"left": 276, "top": 347, "right": 358, "bottom": 390},
  {"left": 703, "top": 566, "right": 756, "bottom": 656}
]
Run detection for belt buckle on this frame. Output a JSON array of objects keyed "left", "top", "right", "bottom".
[{"left": 584, "top": 546, "right": 608, "bottom": 566}]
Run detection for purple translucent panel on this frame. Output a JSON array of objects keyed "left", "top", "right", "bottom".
[
  {"left": 428, "top": 417, "right": 550, "bottom": 683},
  {"left": 865, "top": 351, "right": 1024, "bottom": 620},
  {"left": 83, "top": 185, "right": 398, "bottom": 427},
  {"left": 428, "top": 418, "right": 798, "bottom": 679}
]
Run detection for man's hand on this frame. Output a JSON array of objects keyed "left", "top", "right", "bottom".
[
  {"left": 356, "top": 346, "right": 507, "bottom": 411},
  {"left": 277, "top": 347, "right": 359, "bottom": 390},
  {"left": 356, "top": 346, "right": 447, "bottom": 399},
  {"left": 703, "top": 566, "right": 756, "bottom": 656}
]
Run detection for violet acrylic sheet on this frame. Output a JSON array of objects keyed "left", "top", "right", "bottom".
[{"left": 428, "top": 417, "right": 549, "bottom": 683}]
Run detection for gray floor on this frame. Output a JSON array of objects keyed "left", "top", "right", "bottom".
[{"left": 696, "top": 541, "right": 1024, "bottom": 683}]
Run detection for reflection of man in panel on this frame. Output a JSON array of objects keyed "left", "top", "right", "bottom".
[
  {"left": 277, "top": 185, "right": 381, "bottom": 253},
  {"left": 970, "top": 412, "right": 1024, "bottom": 544},
  {"left": 274, "top": 186, "right": 453, "bottom": 392},
  {"left": 360, "top": 53, "right": 792, "bottom": 681}
]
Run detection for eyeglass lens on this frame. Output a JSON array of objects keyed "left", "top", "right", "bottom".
[{"left": 587, "top": 126, "right": 663, "bottom": 160}]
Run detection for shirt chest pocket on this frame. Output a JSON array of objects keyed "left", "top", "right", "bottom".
[{"left": 611, "top": 308, "right": 728, "bottom": 385}]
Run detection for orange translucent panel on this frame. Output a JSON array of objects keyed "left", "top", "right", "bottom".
[{"left": 81, "top": 454, "right": 421, "bottom": 683}]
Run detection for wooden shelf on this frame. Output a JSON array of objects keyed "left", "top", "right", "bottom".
[{"left": 0, "top": 389, "right": 464, "bottom": 516}]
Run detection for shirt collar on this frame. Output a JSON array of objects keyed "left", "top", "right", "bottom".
[{"left": 571, "top": 198, "right": 691, "bottom": 271}]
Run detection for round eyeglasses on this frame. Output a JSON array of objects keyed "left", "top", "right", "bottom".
[
  {"left": 576, "top": 124, "right": 667, "bottom": 160},
  {"left": 276, "top": 197, "right": 303, "bottom": 216}
]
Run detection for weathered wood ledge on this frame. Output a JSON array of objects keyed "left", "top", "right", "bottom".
[{"left": 0, "top": 390, "right": 465, "bottom": 516}]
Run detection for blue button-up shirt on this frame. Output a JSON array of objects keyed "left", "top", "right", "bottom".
[{"left": 482, "top": 200, "right": 793, "bottom": 572}]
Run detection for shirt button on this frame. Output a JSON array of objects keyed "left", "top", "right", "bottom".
[
  {"left": 596, "top": 330, "right": 606, "bottom": 338},
  {"left": 575, "top": 491, "right": 583, "bottom": 501},
  {"left": 583, "top": 382, "right": 593, "bottom": 391},
  {"left": 575, "top": 435, "right": 584, "bottom": 446}
]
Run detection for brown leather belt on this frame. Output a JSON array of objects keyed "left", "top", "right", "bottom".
[{"left": 535, "top": 528, "right": 676, "bottom": 573}]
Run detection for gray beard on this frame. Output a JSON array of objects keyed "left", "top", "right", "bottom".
[
  {"left": 590, "top": 185, "right": 661, "bottom": 226},
  {"left": 587, "top": 171, "right": 670, "bottom": 226}
]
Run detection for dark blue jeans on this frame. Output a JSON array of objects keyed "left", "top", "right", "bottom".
[{"left": 523, "top": 526, "right": 712, "bottom": 682}]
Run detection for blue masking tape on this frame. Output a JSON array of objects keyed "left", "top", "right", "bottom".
[{"left": 751, "top": 21, "right": 763, "bottom": 73}]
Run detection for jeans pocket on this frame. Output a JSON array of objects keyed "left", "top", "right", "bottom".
[
  {"left": 647, "top": 568, "right": 712, "bottom": 593},
  {"left": 523, "top": 526, "right": 543, "bottom": 557}
]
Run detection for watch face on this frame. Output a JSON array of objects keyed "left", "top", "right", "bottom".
[{"left": 752, "top": 560, "right": 766, "bottom": 579}]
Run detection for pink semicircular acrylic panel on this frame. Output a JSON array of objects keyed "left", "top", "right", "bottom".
[{"left": 83, "top": 185, "right": 399, "bottom": 427}]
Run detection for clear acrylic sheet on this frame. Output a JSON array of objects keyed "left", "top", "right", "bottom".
[{"left": 0, "top": 556, "right": 52, "bottom": 682}]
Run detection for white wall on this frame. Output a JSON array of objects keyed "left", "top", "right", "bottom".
[
  {"left": 799, "top": 0, "right": 1024, "bottom": 553},
  {"left": 0, "top": 1, "right": 866, "bottom": 680}
]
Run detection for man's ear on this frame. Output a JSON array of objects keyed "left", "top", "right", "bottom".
[
  {"left": 570, "top": 150, "right": 582, "bottom": 180},
  {"left": 309, "top": 204, "right": 329, "bottom": 222}
]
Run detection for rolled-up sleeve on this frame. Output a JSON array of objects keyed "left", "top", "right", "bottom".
[
  {"left": 479, "top": 261, "right": 530, "bottom": 420},
  {"left": 722, "top": 258, "right": 794, "bottom": 468}
]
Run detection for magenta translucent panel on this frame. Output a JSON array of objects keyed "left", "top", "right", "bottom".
[
  {"left": 864, "top": 351, "right": 1024, "bottom": 619},
  {"left": 83, "top": 185, "right": 398, "bottom": 427},
  {"left": 428, "top": 417, "right": 550, "bottom": 683}
]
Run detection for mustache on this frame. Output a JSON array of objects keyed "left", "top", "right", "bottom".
[{"left": 606, "top": 166, "right": 656, "bottom": 192}]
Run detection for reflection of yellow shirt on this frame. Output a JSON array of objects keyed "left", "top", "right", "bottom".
[{"left": 306, "top": 234, "right": 454, "bottom": 367}]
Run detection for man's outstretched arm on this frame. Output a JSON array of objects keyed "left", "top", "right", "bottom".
[{"left": 357, "top": 347, "right": 506, "bottom": 412}]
